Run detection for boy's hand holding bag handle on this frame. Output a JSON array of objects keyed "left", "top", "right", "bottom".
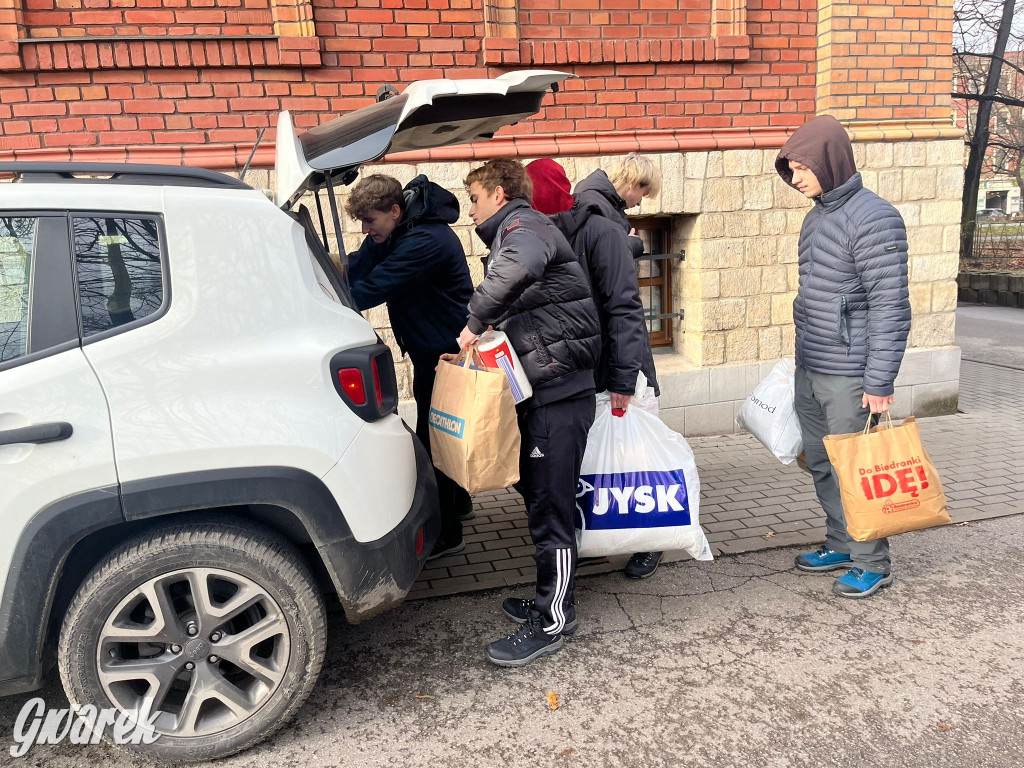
[
  {"left": 823, "top": 412, "right": 951, "bottom": 541},
  {"left": 428, "top": 345, "right": 520, "bottom": 494}
]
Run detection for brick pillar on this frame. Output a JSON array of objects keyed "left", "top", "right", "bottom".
[
  {"left": 482, "top": 0, "right": 520, "bottom": 66},
  {"left": 815, "top": 0, "right": 963, "bottom": 365},
  {"left": 816, "top": 0, "right": 954, "bottom": 123},
  {"left": 272, "top": 0, "right": 316, "bottom": 38},
  {"left": 0, "top": 0, "right": 25, "bottom": 70}
]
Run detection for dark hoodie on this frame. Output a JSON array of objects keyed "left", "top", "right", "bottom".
[
  {"left": 348, "top": 174, "right": 473, "bottom": 362},
  {"left": 774, "top": 116, "right": 910, "bottom": 396},
  {"left": 573, "top": 169, "right": 631, "bottom": 233},
  {"left": 775, "top": 115, "right": 856, "bottom": 194}
]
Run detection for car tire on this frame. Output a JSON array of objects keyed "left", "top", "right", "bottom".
[{"left": 58, "top": 517, "right": 327, "bottom": 763}]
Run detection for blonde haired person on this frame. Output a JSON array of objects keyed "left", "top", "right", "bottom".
[
  {"left": 574, "top": 153, "right": 662, "bottom": 235},
  {"left": 573, "top": 153, "right": 665, "bottom": 581}
]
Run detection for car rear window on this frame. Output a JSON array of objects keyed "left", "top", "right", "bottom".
[
  {"left": 0, "top": 217, "right": 34, "bottom": 363},
  {"left": 73, "top": 216, "right": 165, "bottom": 338}
]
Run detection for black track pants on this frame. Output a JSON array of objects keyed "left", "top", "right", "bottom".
[{"left": 516, "top": 393, "right": 596, "bottom": 634}]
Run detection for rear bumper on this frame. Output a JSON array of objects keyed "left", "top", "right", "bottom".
[{"left": 318, "top": 428, "right": 440, "bottom": 622}]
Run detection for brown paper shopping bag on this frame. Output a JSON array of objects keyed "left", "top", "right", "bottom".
[
  {"left": 823, "top": 414, "right": 951, "bottom": 541},
  {"left": 428, "top": 348, "right": 520, "bottom": 494}
]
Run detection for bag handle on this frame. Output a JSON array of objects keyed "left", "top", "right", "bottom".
[
  {"left": 863, "top": 411, "right": 894, "bottom": 435},
  {"left": 457, "top": 344, "right": 486, "bottom": 369}
]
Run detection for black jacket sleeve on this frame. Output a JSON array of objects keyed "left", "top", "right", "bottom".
[
  {"left": 349, "top": 229, "right": 441, "bottom": 312},
  {"left": 467, "top": 222, "right": 554, "bottom": 334},
  {"left": 584, "top": 221, "right": 649, "bottom": 395},
  {"left": 346, "top": 236, "right": 376, "bottom": 288}
]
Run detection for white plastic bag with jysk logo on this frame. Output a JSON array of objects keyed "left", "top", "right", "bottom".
[
  {"left": 736, "top": 358, "right": 803, "bottom": 465},
  {"left": 574, "top": 375, "right": 713, "bottom": 560}
]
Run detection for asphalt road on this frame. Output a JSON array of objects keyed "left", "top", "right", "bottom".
[
  {"left": 955, "top": 304, "right": 1024, "bottom": 369},
  {"left": 2, "top": 515, "right": 1022, "bottom": 768}
]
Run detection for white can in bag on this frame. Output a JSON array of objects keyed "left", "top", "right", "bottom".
[{"left": 477, "top": 330, "right": 533, "bottom": 404}]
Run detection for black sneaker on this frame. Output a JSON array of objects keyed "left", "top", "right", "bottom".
[
  {"left": 457, "top": 506, "right": 476, "bottom": 522},
  {"left": 485, "top": 619, "right": 564, "bottom": 667},
  {"left": 624, "top": 551, "right": 663, "bottom": 580},
  {"left": 501, "top": 597, "right": 578, "bottom": 635},
  {"left": 427, "top": 537, "right": 465, "bottom": 561}
]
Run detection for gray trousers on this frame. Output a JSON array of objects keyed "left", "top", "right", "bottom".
[{"left": 794, "top": 366, "right": 891, "bottom": 573}]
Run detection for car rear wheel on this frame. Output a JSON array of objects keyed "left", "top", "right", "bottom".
[{"left": 58, "top": 519, "right": 326, "bottom": 763}]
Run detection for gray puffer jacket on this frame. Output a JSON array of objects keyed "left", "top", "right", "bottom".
[
  {"left": 789, "top": 173, "right": 910, "bottom": 396},
  {"left": 776, "top": 115, "right": 910, "bottom": 397}
]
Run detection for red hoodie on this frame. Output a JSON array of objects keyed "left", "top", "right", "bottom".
[{"left": 525, "top": 158, "right": 574, "bottom": 215}]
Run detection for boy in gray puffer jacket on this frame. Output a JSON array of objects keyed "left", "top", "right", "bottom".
[{"left": 775, "top": 115, "right": 910, "bottom": 599}]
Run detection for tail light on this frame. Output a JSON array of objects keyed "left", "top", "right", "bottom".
[
  {"left": 330, "top": 343, "right": 398, "bottom": 421},
  {"left": 337, "top": 368, "right": 367, "bottom": 406},
  {"left": 371, "top": 357, "right": 384, "bottom": 410},
  {"left": 415, "top": 526, "right": 424, "bottom": 557}
]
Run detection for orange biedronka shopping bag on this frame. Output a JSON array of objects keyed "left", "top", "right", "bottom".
[
  {"left": 823, "top": 414, "right": 951, "bottom": 542},
  {"left": 428, "top": 348, "right": 520, "bottom": 494}
]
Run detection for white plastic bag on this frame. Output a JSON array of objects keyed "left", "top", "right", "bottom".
[
  {"left": 575, "top": 375, "right": 713, "bottom": 560},
  {"left": 736, "top": 358, "right": 803, "bottom": 465}
]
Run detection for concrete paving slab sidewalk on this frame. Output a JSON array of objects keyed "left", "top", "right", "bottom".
[
  {"left": 411, "top": 360, "right": 1024, "bottom": 599},
  {"left": 5, "top": 514, "right": 1022, "bottom": 767}
]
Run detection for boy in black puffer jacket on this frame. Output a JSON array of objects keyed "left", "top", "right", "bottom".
[{"left": 456, "top": 158, "right": 600, "bottom": 668}]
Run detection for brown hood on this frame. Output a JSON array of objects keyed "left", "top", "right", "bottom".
[{"left": 775, "top": 115, "right": 856, "bottom": 194}]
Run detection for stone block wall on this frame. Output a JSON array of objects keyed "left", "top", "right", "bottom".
[
  {"left": 958, "top": 273, "right": 1024, "bottom": 308},
  {"left": 660, "top": 137, "right": 963, "bottom": 370},
  {"left": 269, "top": 129, "right": 964, "bottom": 433}
]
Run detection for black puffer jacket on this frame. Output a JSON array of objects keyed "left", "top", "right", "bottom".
[
  {"left": 550, "top": 201, "right": 659, "bottom": 397},
  {"left": 348, "top": 174, "right": 472, "bottom": 363},
  {"left": 467, "top": 199, "right": 600, "bottom": 406},
  {"left": 574, "top": 170, "right": 630, "bottom": 233},
  {"left": 574, "top": 169, "right": 646, "bottom": 259},
  {"left": 776, "top": 116, "right": 910, "bottom": 396}
]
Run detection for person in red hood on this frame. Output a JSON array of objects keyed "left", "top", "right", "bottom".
[
  {"left": 525, "top": 159, "right": 666, "bottom": 583},
  {"left": 526, "top": 158, "right": 574, "bottom": 215},
  {"left": 776, "top": 115, "right": 910, "bottom": 600}
]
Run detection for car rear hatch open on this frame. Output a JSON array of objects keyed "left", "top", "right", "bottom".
[{"left": 274, "top": 70, "right": 572, "bottom": 210}]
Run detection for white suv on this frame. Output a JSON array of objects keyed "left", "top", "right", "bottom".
[{"left": 0, "top": 70, "right": 568, "bottom": 762}]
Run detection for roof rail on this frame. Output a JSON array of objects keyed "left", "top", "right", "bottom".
[{"left": 0, "top": 162, "right": 252, "bottom": 190}]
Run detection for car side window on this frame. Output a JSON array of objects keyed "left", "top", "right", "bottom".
[
  {"left": 0, "top": 217, "right": 35, "bottom": 363},
  {"left": 72, "top": 216, "right": 164, "bottom": 338}
]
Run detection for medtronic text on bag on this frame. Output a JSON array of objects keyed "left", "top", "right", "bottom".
[{"left": 575, "top": 470, "right": 691, "bottom": 530}]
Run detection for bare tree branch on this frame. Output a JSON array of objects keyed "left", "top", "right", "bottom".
[{"left": 953, "top": 92, "right": 1024, "bottom": 108}]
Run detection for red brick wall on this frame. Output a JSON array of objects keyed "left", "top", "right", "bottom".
[
  {"left": 0, "top": 0, "right": 948, "bottom": 167},
  {"left": 816, "top": 0, "right": 953, "bottom": 122},
  {"left": 22, "top": 0, "right": 274, "bottom": 39},
  {"left": 519, "top": 0, "right": 712, "bottom": 43}
]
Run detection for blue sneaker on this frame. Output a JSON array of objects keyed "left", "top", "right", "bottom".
[
  {"left": 833, "top": 568, "right": 894, "bottom": 599},
  {"left": 794, "top": 547, "right": 853, "bottom": 573}
]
